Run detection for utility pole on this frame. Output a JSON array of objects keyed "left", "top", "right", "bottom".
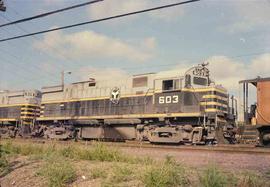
[{"left": 0, "top": 0, "right": 6, "bottom": 12}]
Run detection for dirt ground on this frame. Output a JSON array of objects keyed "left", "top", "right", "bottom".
[
  {"left": 0, "top": 157, "right": 141, "bottom": 187},
  {"left": 119, "top": 147, "right": 270, "bottom": 173},
  {"left": 0, "top": 156, "right": 46, "bottom": 187}
]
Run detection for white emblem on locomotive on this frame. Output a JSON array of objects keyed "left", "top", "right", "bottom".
[{"left": 110, "top": 87, "right": 120, "bottom": 104}]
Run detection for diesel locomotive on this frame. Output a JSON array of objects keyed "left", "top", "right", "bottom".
[{"left": 0, "top": 63, "right": 237, "bottom": 144}]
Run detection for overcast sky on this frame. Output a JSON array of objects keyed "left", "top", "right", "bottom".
[{"left": 0, "top": 0, "right": 270, "bottom": 99}]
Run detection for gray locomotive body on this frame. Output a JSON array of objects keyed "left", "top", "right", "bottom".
[{"left": 37, "top": 64, "right": 236, "bottom": 144}]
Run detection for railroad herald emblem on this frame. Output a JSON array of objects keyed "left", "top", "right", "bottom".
[{"left": 110, "top": 87, "right": 120, "bottom": 104}]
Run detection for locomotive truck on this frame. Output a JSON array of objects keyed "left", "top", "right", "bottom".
[{"left": 0, "top": 63, "right": 237, "bottom": 144}]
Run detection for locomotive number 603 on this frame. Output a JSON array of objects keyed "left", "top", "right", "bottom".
[{"left": 158, "top": 95, "right": 179, "bottom": 104}]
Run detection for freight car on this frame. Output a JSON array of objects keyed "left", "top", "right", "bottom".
[
  {"left": 240, "top": 77, "right": 270, "bottom": 147},
  {"left": 0, "top": 90, "right": 41, "bottom": 138},
  {"left": 36, "top": 63, "right": 237, "bottom": 144}
]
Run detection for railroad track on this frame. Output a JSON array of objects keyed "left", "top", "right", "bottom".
[
  {"left": 97, "top": 141, "right": 270, "bottom": 155},
  {"left": 2, "top": 138, "right": 270, "bottom": 155}
]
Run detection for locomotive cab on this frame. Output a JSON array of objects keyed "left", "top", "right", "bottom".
[
  {"left": 184, "top": 64, "right": 210, "bottom": 88},
  {"left": 147, "top": 63, "right": 236, "bottom": 144}
]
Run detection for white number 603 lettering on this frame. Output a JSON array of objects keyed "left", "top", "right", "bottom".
[{"left": 159, "top": 95, "right": 179, "bottom": 104}]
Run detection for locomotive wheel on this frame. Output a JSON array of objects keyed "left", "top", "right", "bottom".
[
  {"left": 215, "top": 127, "right": 229, "bottom": 144},
  {"left": 8, "top": 127, "right": 17, "bottom": 138},
  {"left": 260, "top": 130, "right": 270, "bottom": 147}
]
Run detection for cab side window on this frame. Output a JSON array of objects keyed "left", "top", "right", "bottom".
[
  {"left": 162, "top": 80, "right": 173, "bottom": 91},
  {"left": 162, "top": 79, "right": 180, "bottom": 91}
]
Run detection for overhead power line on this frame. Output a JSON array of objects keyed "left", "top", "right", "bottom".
[
  {"left": 0, "top": 0, "right": 200, "bottom": 43},
  {"left": 0, "top": 0, "right": 103, "bottom": 28},
  {"left": 0, "top": 13, "right": 81, "bottom": 77},
  {"left": 73, "top": 50, "right": 270, "bottom": 74}
]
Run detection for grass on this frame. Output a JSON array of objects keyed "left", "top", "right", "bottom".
[
  {"left": 199, "top": 167, "right": 270, "bottom": 187},
  {"left": 89, "top": 163, "right": 143, "bottom": 187},
  {"left": 79, "top": 143, "right": 128, "bottom": 162},
  {"left": 266, "top": 170, "right": 270, "bottom": 179},
  {"left": 199, "top": 164, "right": 228, "bottom": 187},
  {"left": 89, "top": 165, "right": 108, "bottom": 179},
  {"left": 0, "top": 145, "right": 10, "bottom": 176},
  {"left": 0, "top": 140, "right": 143, "bottom": 164},
  {"left": 1, "top": 140, "right": 270, "bottom": 187},
  {"left": 106, "top": 164, "right": 134, "bottom": 183},
  {"left": 0, "top": 154, "right": 9, "bottom": 176},
  {"left": 1, "top": 140, "right": 21, "bottom": 155},
  {"left": 87, "top": 156, "right": 189, "bottom": 187},
  {"left": 142, "top": 156, "right": 189, "bottom": 187},
  {"left": 101, "top": 164, "right": 136, "bottom": 186},
  {"left": 59, "top": 144, "right": 78, "bottom": 159},
  {"left": 36, "top": 155, "right": 76, "bottom": 187},
  {"left": 237, "top": 171, "right": 267, "bottom": 187}
]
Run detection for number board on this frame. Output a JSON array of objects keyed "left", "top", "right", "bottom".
[
  {"left": 156, "top": 93, "right": 181, "bottom": 105},
  {"left": 192, "top": 67, "right": 209, "bottom": 77}
]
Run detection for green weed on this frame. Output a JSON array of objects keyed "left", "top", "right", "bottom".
[
  {"left": 238, "top": 171, "right": 267, "bottom": 187},
  {"left": 37, "top": 155, "right": 76, "bottom": 187},
  {"left": 199, "top": 164, "right": 228, "bottom": 187},
  {"left": 90, "top": 165, "right": 108, "bottom": 179},
  {"left": 0, "top": 155, "right": 9, "bottom": 175},
  {"left": 142, "top": 156, "right": 189, "bottom": 187},
  {"left": 59, "top": 145, "right": 79, "bottom": 159}
]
